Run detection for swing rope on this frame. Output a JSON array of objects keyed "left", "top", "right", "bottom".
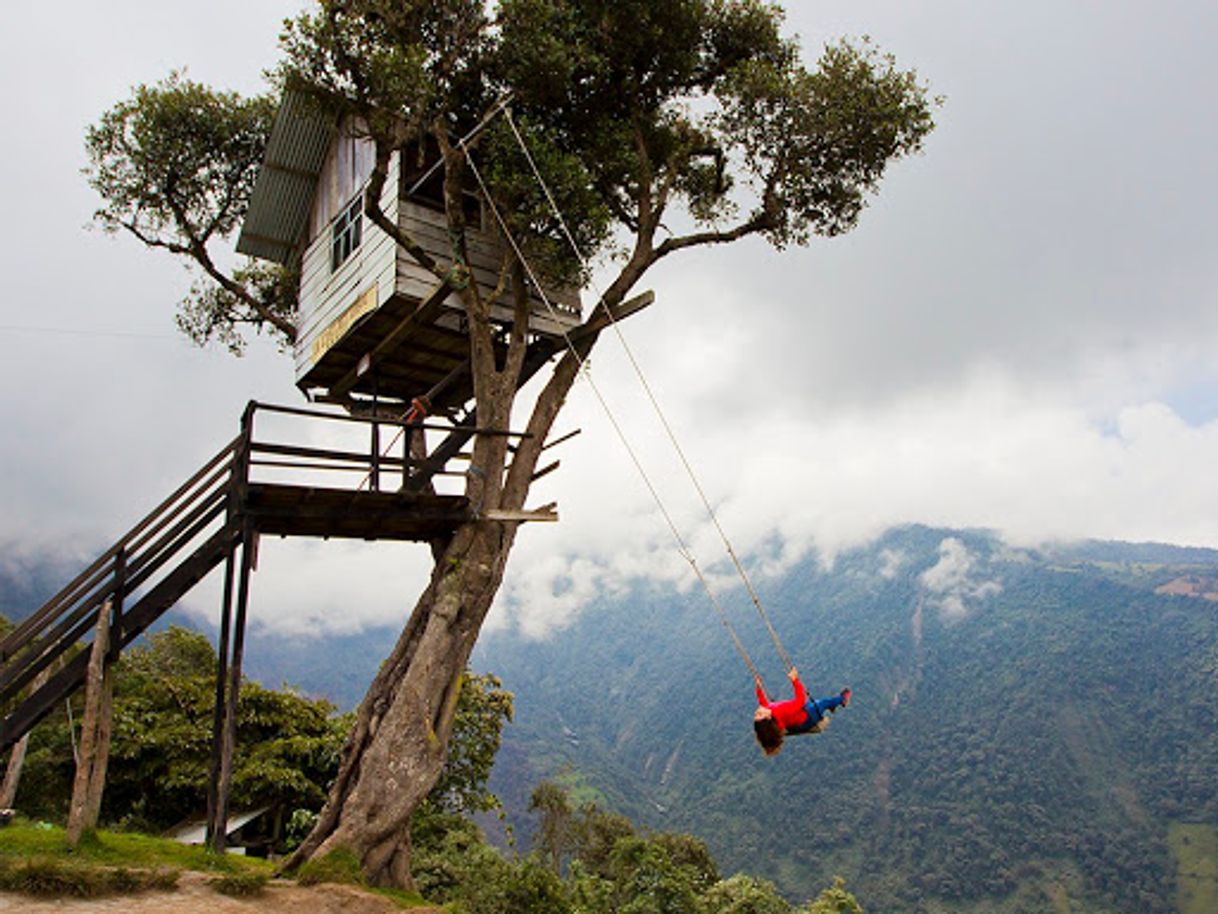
[
  {"left": 459, "top": 136, "right": 766, "bottom": 685},
  {"left": 499, "top": 108, "right": 795, "bottom": 674}
]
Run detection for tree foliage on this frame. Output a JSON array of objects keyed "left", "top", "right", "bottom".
[
  {"left": 13, "top": 627, "right": 511, "bottom": 843},
  {"left": 414, "top": 777, "right": 862, "bottom": 914},
  {"left": 83, "top": 73, "right": 295, "bottom": 351}
]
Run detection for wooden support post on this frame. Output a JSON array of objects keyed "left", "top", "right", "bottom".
[
  {"left": 0, "top": 663, "right": 56, "bottom": 809},
  {"left": 66, "top": 601, "right": 115, "bottom": 847},
  {"left": 210, "top": 522, "right": 255, "bottom": 854},
  {"left": 371, "top": 375, "right": 381, "bottom": 492},
  {"left": 0, "top": 736, "right": 28, "bottom": 812},
  {"left": 205, "top": 547, "right": 237, "bottom": 850}
]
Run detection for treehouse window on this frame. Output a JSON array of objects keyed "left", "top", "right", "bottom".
[{"left": 331, "top": 193, "right": 363, "bottom": 271}]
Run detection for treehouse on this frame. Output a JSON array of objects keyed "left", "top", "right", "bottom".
[{"left": 237, "top": 91, "right": 582, "bottom": 412}]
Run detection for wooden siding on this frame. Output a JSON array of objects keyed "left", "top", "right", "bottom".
[
  {"left": 307, "top": 118, "right": 377, "bottom": 242},
  {"left": 294, "top": 150, "right": 399, "bottom": 382},
  {"left": 395, "top": 200, "right": 581, "bottom": 337}
]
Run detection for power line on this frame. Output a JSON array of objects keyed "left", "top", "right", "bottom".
[{"left": 0, "top": 324, "right": 178, "bottom": 341}]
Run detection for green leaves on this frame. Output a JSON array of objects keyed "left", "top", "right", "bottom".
[
  {"left": 85, "top": 72, "right": 273, "bottom": 247},
  {"left": 717, "top": 38, "right": 939, "bottom": 246},
  {"left": 84, "top": 74, "right": 296, "bottom": 348},
  {"left": 424, "top": 671, "right": 514, "bottom": 816},
  {"left": 278, "top": 0, "right": 491, "bottom": 134}
]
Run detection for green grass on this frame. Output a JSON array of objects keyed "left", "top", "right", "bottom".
[
  {"left": 207, "top": 869, "right": 271, "bottom": 896},
  {"left": 1169, "top": 822, "right": 1218, "bottom": 914},
  {"left": 0, "top": 819, "right": 273, "bottom": 899},
  {"left": 0, "top": 821, "right": 433, "bottom": 907},
  {"left": 295, "top": 848, "right": 428, "bottom": 908}
]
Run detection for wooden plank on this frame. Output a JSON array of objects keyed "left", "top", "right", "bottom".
[
  {"left": 568, "top": 290, "right": 655, "bottom": 342},
  {"left": 483, "top": 504, "right": 558, "bottom": 523}
]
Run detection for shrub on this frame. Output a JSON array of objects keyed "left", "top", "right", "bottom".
[{"left": 209, "top": 870, "right": 270, "bottom": 896}]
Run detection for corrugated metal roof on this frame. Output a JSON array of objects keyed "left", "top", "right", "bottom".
[
  {"left": 165, "top": 806, "right": 271, "bottom": 845},
  {"left": 237, "top": 90, "right": 337, "bottom": 263}
]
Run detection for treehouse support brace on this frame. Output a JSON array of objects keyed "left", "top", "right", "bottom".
[{"left": 1, "top": 662, "right": 57, "bottom": 808}]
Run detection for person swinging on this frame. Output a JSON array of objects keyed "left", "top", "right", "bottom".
[{"left": 753, "top": 667, "right": 851, "bottom": 756}]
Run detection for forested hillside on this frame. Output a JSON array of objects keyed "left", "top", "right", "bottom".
[
  {"left": 5, "top": 527, "right": 1217, "bottom": 911},
  {"left": 472, "top": 526, "right": 1218, "bottom": 913}
]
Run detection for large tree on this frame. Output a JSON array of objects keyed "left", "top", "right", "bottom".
[{"left": 86, "top": 0, "right": 936, "bottom": 887}]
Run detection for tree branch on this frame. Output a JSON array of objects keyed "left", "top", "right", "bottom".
[
  {"left": 652, "top": 213, "right": 771, "bottom": 261},
  {"left": 161, "top": 193, "right": 298, "bottom": 341},
  {"left": 365, "top": 141, "right": 447, "bottom": 281}
]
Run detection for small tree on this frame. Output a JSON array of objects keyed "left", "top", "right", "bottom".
[
  {"left": 802, "top": 876, "right": 864, "bottom": 914},
  {"left": 87, "top": 0, "right": 937, "bottom": 886},
  {"left": 529, "top": 779, "right": 575, "bottom": 873},
  {"left": 14, "top": 627, "right": 346, "bottom": 832},
  {"left": 703, "top": 874, "right": 792, "bottom": 914}
]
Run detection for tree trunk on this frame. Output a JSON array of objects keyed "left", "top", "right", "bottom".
[{"left": 287, "top": 519, "right": 516, "bottom": 886}]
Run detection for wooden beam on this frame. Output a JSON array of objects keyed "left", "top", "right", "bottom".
[
  {"left": 542, "top": 428, "right": 581, "bottom": 452},
  {"left": 568, "top": 290, "right": 655, "bottom": 342},
  {"left": 483, "top": 503, "right": 558, "bottom": 523},
  {"left": 531, "top": 460, "right": 560, "bottom": 482},
  {"left": 330, "top": 281, "right": 453, "bottom": 398}
]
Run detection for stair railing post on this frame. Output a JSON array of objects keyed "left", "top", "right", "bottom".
[
  {"left": 207, "top": 407, "right": 253, "bottom": 853},
  {"left": 109, "top": 549, "right": 126, "bottom": 662},
  {"left": 370, "top": 375, "right": 381, "bottom": 492}
]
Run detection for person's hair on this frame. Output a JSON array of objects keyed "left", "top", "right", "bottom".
[{"left": 753, "top": 717, "right": 784, "bottom": 755}]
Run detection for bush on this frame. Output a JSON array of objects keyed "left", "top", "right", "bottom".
[
  {"left": 0, "top": 855, "right": 179, "bottom": 898},
  {"left": 208, "top": 870, "right": 270, "bottom": 896}
]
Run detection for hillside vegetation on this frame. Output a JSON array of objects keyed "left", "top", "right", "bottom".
[{"left": 474, "top": 526, "right": 1218, "bottom": 913}]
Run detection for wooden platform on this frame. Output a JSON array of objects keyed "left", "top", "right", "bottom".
[
  {"left": 296, "top": 287, "right": 473, "bottom": 408},
  {"left": 245, "top": 483, "right": 470, "bottom": 541}
]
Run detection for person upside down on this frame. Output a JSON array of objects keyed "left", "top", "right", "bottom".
[{"left": 753, "top": 667, "right": 851, "bottom": 756}]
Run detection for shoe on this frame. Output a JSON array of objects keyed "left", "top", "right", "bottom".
[{"left": 840, "top": 688, "right": 851, "bottom": 707}]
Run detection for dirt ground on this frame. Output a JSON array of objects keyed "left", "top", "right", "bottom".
[{"left": 0, "top": 870, "right": 441, "bottom": 914}]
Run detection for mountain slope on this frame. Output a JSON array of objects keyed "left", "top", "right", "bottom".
[{"left": 473, "top": 526, "right": 1218, "bottom": 913}]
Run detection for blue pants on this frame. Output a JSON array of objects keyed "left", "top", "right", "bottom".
[
  {"left": 807, "top": 694, "right": 844, "bottom": 721},
  {"left": 786, "top": 694, "right": 844, "bottom": 734}
]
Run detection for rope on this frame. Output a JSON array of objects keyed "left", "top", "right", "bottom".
[
  {"left": 500, "top": 109, "right": 796, "bottom": 673},
  {"left": 355, "top": 397, "right": 429, "bottom": 492},
  {"left": 459, "top": 136, "right": 766, "bottom": 685}
]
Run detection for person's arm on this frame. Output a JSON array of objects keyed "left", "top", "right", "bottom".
[
  {"left": 788, "top": 667, "right": 807, "bottom": 705},
  {"left": 754, "top": 675, "right": 768, "bottom": 706}
]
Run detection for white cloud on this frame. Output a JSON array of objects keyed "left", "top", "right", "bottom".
[
  {"left": 918, "top": 538, "right": 1002, "bottom": 622},
  {"left": 879, "top": 549, "right": 905, "bottom": 580}
]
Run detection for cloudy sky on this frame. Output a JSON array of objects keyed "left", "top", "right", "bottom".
[{"left": 2, "top": 1, "right": 1217, "bottom": 639}]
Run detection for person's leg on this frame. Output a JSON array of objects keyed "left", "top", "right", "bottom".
[{"left": 813, "top": 694, "right": 844, "bottom": 715}]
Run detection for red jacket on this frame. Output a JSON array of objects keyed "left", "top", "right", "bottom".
[{"left": 756, "top": 676, "right": 810, "bottom": 731}]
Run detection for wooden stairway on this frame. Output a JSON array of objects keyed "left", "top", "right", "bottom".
[{"left": 0, "top": 401, "right": 475, "bottom": 753}]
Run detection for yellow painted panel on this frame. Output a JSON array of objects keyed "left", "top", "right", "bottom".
[{"left": 311, "top": 282, "right": 379, "bottom": 365}]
